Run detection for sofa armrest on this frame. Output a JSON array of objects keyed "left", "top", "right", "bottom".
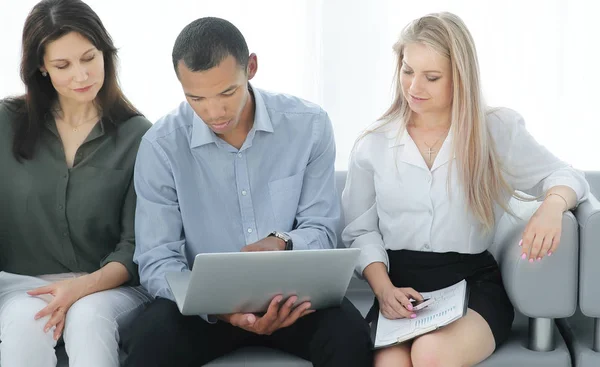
[
  {"left": 494, "top": 206, "right": 578, "bottom": 318},
  {"left": 575, "top": 194, "right": 600, "bottom": 317}
]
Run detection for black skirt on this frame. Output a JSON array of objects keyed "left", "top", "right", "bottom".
[{"left": 366, "top": 250, "right": 515, "bottom": 347}]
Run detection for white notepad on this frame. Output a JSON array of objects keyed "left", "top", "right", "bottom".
[{"left": 373, "top": 279, "right": 468, "bottom": 349}]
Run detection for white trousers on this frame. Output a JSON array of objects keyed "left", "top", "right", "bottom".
[{"left": 0, "top": 271, "right": 151, "bottom": 367}]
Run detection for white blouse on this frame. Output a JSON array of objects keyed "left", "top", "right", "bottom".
[{"left": 341, "top": 107, "right": 589, "bottom": 276}]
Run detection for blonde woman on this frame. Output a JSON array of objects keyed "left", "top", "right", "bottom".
[{"left": 342, "top": 12, "right": 589, "bottom": 367}]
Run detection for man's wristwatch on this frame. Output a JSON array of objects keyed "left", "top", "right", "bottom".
[{"left": 268, "top": 231, "right": 293, "bottom": 251}]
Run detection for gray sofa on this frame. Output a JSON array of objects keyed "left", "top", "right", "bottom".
[
  {"left": 30, "top": 171, "right": 585, "bottom": 366},
  {"left": 204, "top": 171, "right": 579, "bottom": 367},
  {"left": 557, "top": 171, "right": 600, "bottom": 367}
]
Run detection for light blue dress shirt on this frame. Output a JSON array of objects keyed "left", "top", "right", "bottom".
[{"left": 133, "top": 86, "right": 340, "bottom": 315}]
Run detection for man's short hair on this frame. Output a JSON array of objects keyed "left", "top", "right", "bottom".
[{"left": 172, "top": 17, "right": 249, "bottom": 75}]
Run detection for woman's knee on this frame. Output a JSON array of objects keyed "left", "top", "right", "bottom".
[
  {"left": 411, "top": 334, "right": 457, "bottom": 367},
  {"left": 1, "top": 297, "right": 53, "bottom": 340},
  {"left": 66, "top": 287, "right": 148, "bottom": 331},
  {"left": 374, "top": 343, "right": 412, "bottom": 367},
  {"left": 64, "top": 296, "right": 117, "bottom": 336},
  {"left": 0, "top": 297, "right": 57, "bottom": 364}
]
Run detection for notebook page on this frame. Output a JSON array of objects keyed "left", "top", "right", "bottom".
[{"left": 375, "top": 280, "right": 466, "bottom": 347}]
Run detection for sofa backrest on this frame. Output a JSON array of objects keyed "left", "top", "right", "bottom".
[
  {"left": 335, "top": 171, "right": 347, "bottom": 248},
  {"left": 584, "top": 171, "right": 600, "bottom": 198}
]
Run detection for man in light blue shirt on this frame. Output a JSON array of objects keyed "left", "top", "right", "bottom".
[{"left": 123, "top": 17, "right": 371, "bottom": 367}]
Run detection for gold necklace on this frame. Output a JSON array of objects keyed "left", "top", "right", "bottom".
[
  {"left": 422, "top": 136, "right": 444, "bottom": 163},
  {"left": 408, "top": 122, "right": 450, "bottom": 163},
  {"left": 59, "top": 115, "right": 100, "bottom": 132},
  {"left": 420, "top": 127, "right": 450, "bottom": 163}
]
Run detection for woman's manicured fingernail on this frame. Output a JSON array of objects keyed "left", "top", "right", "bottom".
[
  {"left": 521, "top": 253, "right": 527, "bottom": 260},
  {"left": 519, "top": 239, "right": 523, "bottom": 247}
]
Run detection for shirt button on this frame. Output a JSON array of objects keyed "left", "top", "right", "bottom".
[
  {"left": 62, "top": 232, "right": 68, "bottom": 237},
  {"left": 247, "top": 228, "right": 253, "bottom": 233},
  {"left": 63, "top": 174, "right": 68, "bottom": 179},
  {"left": 241, "top": 190, "right": 247, "bottom": 196},
  {"left": 424, "top": 243, "right": 430, "bottom": 249},
  {"left": 237, "top": 153, "right": 243, "bottom": 158},
  {"left": 58, "top": 204, "right": 64, "bottom": 210}
]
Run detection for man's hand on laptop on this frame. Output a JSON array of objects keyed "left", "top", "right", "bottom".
[
  {"left": 241, "top": 236, "right": 285, "bottom": 252},
  {"left": 216, "top": 295, "right": 314, "bottom": 335}
]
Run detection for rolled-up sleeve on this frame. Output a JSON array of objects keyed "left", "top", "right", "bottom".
[
  {"left": 100, "top": 178, "right": 140, "bottom": 285},
  {"left": 341, "top": 141, "right": 388, "bottom": 277},
  {"left": 494, "top": 109, "right": 589, "bottom": 204}
]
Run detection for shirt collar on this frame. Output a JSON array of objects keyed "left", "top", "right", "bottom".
[
  {"left": 387, "top": 128, "right": 410, "bottom": 148},
  {"left": 190, "top": 83, "right": 273, "bottom": 149}
]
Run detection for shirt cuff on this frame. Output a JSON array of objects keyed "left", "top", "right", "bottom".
[
  {"left": 286, "top": 231, "right": 308, "bottom": 251},
  {"left": 542, "top": 172, "right": 589, "bottom": 205},
  {"left": 101, "top": 250, "right": 139, "bottom": 285},
  {"left": 352, "top": 232, "right": 389, "bottom": 278}
]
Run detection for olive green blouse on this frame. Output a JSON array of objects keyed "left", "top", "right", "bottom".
[{"left": 0, "top": 102, "right": 151, "bottom": 284}]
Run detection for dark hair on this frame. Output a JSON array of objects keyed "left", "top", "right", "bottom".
[
  {"left": 4, "top": 0, "right": 141, "bottom": 161},
  {"left": 172, "top": 17, "right": 249, "bottom": 75}
]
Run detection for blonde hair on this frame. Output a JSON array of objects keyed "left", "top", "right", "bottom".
[{"left": 371, "top": 12, "right": 515, "bottom": 231}]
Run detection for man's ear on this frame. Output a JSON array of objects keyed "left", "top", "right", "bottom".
[{"left": 246, "top": 53, "right": 258, "bottom": 80}]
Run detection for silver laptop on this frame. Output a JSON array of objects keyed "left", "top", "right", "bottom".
[{"left": 165, "top": 248, "right": 361, "bottom": 315}]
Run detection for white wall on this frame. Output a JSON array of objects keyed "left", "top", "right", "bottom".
[
  {"left": 1, "top": 0, "right": 598, "bottom": 170},
  {"left": 0, "top": 0, "right": 322, "bottom": 117},
  {"left": 322, "top": 0, "right": 600, "bottom": 170}
]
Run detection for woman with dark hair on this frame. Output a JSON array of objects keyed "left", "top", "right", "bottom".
[{"left": 0, "top": 0, "right": 151, "bottom": 366}]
